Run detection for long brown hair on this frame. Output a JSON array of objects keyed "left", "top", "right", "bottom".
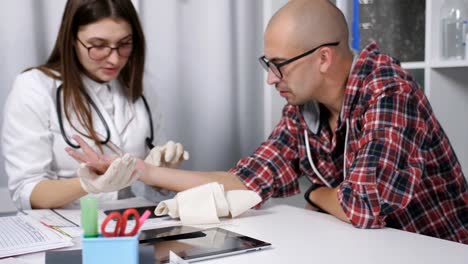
[{"left": 33, "top": 0, "right": 146, "bottom": 151}]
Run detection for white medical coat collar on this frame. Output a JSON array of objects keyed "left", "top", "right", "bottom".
[{"left": 60, "top": 74, "right": 136, "bottom": 149}]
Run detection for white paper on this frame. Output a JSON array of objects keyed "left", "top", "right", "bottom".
[
  {"left": 25, "top": 210, "right": 78, "bottom": 227},
  {"left": 0, "top": 214, "right": 73, "bottom": 258}
]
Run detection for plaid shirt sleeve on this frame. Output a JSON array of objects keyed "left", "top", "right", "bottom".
[
  {"left": 229, "top": 108, "right": 301, "bottom": 205},
  {"left": 338, "top": 80, "right": 427, "bottom": 228}
]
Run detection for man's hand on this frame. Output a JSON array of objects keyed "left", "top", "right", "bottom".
[
  {"left": 308, "top": 186, "right": 350, "bottom": 223},
  {"left": 65, "top": 135, "right": 115, "bottom": 174},
  {"left": 145, "top": 141, "right": 189, "bottom": 168}
]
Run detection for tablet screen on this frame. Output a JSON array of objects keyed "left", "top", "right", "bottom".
[
  {"left": 151, "top": 227, "right": 271, "bottom": 263},
  {"left": 139, "top": 226, "right": 204, "bottom": 244}
]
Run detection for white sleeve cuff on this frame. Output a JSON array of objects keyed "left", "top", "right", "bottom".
[{"left": 13, "top": 180, "right": 42, "bottom": 210}]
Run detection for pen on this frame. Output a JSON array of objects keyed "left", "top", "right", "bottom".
[
  {"left": 139, "top": 210, "right": 151, "bottom": 226},
  {"left": 40, "top": 221, "right": 72, "bottom": 238}
]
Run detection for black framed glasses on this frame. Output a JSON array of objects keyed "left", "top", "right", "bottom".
[
  {"left": 77, "top": 38, "right": 133, "bottom": 61},
  {"left": 258, "top": 41, "right": 340, "bottom": 79}
]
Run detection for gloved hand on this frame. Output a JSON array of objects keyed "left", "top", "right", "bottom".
[
  {"left": 154, "top": 183, "right": 262, "bottom": 225},
  {"left": 78, "top": 154, "right": 141, "bottom": 194},
  {"left": 145, "top": 141, "right": 189, "bottom": 168}
]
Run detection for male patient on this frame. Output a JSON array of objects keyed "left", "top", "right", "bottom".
[{"left": 68, "top": 0, "right": 468, "bottom": 244}]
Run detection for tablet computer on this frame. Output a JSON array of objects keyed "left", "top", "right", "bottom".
[
  {"left": 46, "top": 227, "right": 271, "bottom": 263},
  {"left": 151, "top": 227, "right": 272, "bottom": 263},
  {"left": 139, "top": 226, "right": 205, "bottom": 244}
]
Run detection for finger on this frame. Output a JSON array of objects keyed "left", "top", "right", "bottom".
[
  {"left": 107, "top": 141, "right": 124, "bottom": 157},
  {"left": 164, "top": 141, "right": 176, "bottom": 162},
  {"left": 104, "top": 157, "right": 122, "bottom": 185},
  {"left": 72, "top": 135, "right": 99, "bottom": 160},
  {"left": 171, "top": 143, "right": 184, "bottom": 164},
  {"left": 77, "top": 163, "right": 95, "bottom": 179},
  {"left": 86, "top": 160, "right": 112, "bottom": 175},
  {"left": 115, "top": 155, "right": 137, "bottom": 187},
  {"left": 145, "top": 146, "right": 162, "bottom": 166},
  {"left": 65, "top": 147, "right": 88, "bottom": 163},
  {"left": 102, "top": 154, "right": 116, "bottom": 163},
  {"left": 115, "top": 154, "right": 136, "bottom": 178},
  {"left": 183, "top": 151, "right": 190, "bottom": 161},
  {"left": 122, "top": 154, "right": 137, "bottom": 171}
]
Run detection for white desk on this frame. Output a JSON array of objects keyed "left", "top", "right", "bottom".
[
  {"left": 11, "top": 204, "right": 468, "bottom": 264},
  {"left": 215, "top": 205, "right": 468, "bottom": 264}
]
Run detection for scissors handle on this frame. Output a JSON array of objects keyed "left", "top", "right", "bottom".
[
  {"left": 101, "top": 212, "right": 123, "bottom": 237},
  {"left": 101, "top": 209, "right": 141, "bottom": 237},
  {"left": 121, "top": 208, "right": 140, "bottom": 237}
]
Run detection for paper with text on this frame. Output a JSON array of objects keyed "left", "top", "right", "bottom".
[{"left": 0, "top": 214, "right": 73, "bottom": 258}]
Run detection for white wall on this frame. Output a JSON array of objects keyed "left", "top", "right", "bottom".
[
  {"left": 262, "top": 0, "right": 289, "bottom": 137},
  {"left": 0, "top": 1, "right": 66, "bottom": 188}
]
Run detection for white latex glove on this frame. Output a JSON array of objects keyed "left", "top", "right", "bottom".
[
  {"left": 154, "top": 183, "right": 262, "bottom": 225},
  {"left": 145, "top": 141, "right": 190, "bottom": 167},
  {"left": 78, "top": 154, "right": 141, "bottom": 194}
]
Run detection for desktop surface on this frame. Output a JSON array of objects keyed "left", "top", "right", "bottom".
[{"left": 8, "top": 204, "right": 468, "bottom": 264}]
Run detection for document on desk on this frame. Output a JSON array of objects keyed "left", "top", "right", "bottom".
[
  {"left": 26, "top": 209, "right": 181, "bottom": 238},
  {"left": 0, "top": 214, "right": 73, "bottom": 258},
  {"left": 26, "top": 209, "right": 82, "bottom": 238}
]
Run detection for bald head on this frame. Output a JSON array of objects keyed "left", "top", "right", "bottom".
[{"left": 267, "top": 0, "right": 350, "bottom": 52}]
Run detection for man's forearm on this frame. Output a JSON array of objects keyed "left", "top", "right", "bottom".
[
  {"left": 139, "top": 163, "right": 247, "bottom": 192},
  {"left": 309, "top": 186, "right": 350, "bottom": 223}
]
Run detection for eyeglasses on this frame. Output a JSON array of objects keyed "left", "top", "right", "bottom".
[
  {"left": 258, "top": 42, "right": 340, "bottom": 79},
  {"left": 77, "top": 38, "right": 133, "bottom": 61}
]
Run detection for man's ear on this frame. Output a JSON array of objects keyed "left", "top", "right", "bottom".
[{"left": 318, "top": 47, "right": 333, "bottom": 73}]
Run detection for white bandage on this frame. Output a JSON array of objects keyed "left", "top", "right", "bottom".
[
  {"left": 145, "top": 141, "right": 189, "bottom": 167},
  {"left": 78, "top": 154, "right": 140, "bottom": 194},
  {"left": 154, "top": 183, "right": 262, "bottom": 225}
]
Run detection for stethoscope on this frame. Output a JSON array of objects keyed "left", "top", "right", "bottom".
[
  {"left": 304, "top": 118, "right": 350, "bottom": 188},
  {"left": 56, "top": 84, "right": 155, "bottom": 149}
]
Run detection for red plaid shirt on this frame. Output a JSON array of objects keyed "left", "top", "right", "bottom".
[{"left": 230, "top": 42, "right": 468, "bottom": 244}]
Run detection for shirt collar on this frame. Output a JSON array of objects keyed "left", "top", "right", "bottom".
[
  {"left": 338, "top": 42, "right": 380, "bottom": 128},
  {"left": 301, "top": 101, "right": 320, "bottom": 134}
]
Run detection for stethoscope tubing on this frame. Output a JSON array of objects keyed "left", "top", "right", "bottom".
[
  {"left": 56, "top": 84, "right": 154, "bottom": 149},
  {"left": 304, "top": 118, "right": 349, "bottom": 188}
]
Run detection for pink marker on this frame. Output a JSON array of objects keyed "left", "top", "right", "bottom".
[{"left": 139, "top": 210, "right": 151, "bottom": 226}]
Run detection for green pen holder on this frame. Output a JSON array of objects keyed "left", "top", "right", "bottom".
[
  {"left": 82, "top": 233, "right": 139, "bottom": 264},
  {"left": 80, "top": 197, "right": 98, "bottom": 238}
]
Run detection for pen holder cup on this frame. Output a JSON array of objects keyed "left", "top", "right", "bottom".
[{"left": 82, "top": 233, "right": 139, "bottom": 264}]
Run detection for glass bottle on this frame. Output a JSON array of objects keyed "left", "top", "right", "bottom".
[{"left": 440, "top": 0, "right": 468, "bottom": 60}]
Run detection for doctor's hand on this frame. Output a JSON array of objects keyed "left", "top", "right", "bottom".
[
  {"left": 78, "top": 154, "right": 141, "bottom": 194},
  {"left": 145, "top": 141, "right": 189, "bottom": 168}
]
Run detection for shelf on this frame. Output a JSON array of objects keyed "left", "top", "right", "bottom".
[
  {"left": 400, "top": 60, "right": 468, "bottom": 69},
  {"left": 401, "top": 61, "right": 426, "bottom": 69},
  {"left": 430, "top": 60, "right": 468, "bottom": 69}
]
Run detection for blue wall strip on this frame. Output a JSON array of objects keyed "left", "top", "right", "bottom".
[{"left": 352, "top": 0, "right": 360, "bottom": 51}]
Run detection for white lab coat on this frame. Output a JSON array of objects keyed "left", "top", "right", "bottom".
[{"left": 1, "top": 69, "right": 167, "bottom": 210}]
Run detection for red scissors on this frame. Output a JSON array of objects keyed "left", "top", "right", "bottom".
[{"left": 101, "top": 208, "right": 140, "bottom": 237}]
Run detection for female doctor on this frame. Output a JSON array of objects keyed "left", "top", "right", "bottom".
[{"left": 1, "top": 0, "right": 187, "bottom": 210}]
